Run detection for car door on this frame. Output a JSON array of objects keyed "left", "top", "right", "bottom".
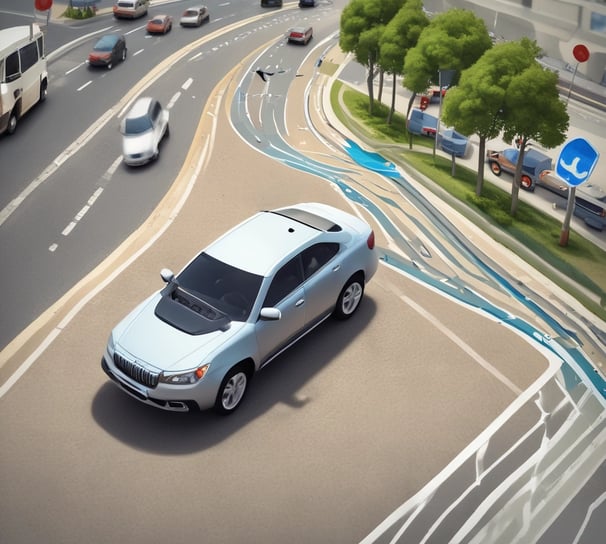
[
  {"left": 254, "top": 256, "right": 306, "bottom": 366},
  {"left": 300, "top": 243, "right": 341, "bottom": 326}
]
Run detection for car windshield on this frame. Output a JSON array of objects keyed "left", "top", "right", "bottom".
[
  {"left": 94, "top": 36, "right": 118, "bottom": 51},
  {"left": 124, "top": 115, "right": 153, "bottom": 135},
  {"left": 177, "top": 253, "right": 263, "bottom": 321},
  {"left": 150, "top": 17, "right": 164, "bottom": 24},
  {"left": 184, "top": 9, "right": 198, "bottom": 16}
]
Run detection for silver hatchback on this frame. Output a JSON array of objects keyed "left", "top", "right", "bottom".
[
  {"left": 101, "top": 203, "right": 379, "bottom": 414},
  {"left": 120, "top": 97, "right": 169, "bottom": 166}
]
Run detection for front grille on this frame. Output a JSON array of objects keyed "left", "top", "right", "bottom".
[{"left": 113, "top": 353, "right": 159, "bottom": 388}]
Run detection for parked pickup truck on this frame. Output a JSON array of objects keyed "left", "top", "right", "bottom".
[{"left": 486, "top": 148, "right": 552, "bottom": 191}]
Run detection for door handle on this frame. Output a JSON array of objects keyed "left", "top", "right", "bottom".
[{"left": 295, "top": 298, "right": 305, "bottom": 307}]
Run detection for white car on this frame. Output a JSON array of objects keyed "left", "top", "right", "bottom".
[
  {"left": 101, "top": 203, "right": 379, "bottom": 414},
  {"left": 179, "top": 6, "right": 209, "bottom": 27},
  {"left": 120, "top": 97, "right": 169, "bottom": 166}
]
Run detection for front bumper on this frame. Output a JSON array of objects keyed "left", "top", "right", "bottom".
[{"left": 101, "top": 355, "right": 205, "bottom": 412}]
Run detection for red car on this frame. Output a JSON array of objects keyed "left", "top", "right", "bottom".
[{"left": 146, "top": 14, "right": 173, "bottom": 34}]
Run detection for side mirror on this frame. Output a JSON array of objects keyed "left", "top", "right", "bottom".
[
  {"left": 160, "top": 268, "right": 174, "bottom": 283},
  {"left": 259, "top": 308, "right": 281, "bottom": 321}
]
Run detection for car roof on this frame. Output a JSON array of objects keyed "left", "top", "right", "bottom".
[
  {"left": 125, "top": 97, "right": 155, "bottom": 118},
  {"left": 95, "top": 34, "right": 121, "bottom": 47},
  {"left": 204, "top": 204, "right": 346, "bottom": 277}
]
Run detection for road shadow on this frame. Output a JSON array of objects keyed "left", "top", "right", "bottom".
[{"left": 91, "top": 297, "right": 377, "bottom": 454}]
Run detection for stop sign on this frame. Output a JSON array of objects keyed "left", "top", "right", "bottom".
[
  {"left": 573, "top": 44, "right": 590, "bottom": 63},
  {"left": 35, "top": 0, "right": 53, "bottom": 11}
]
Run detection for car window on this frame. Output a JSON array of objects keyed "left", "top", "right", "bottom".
[
  {"left": 151, "top": 101, "right": 161, "bottom": 122},
  {"left": 301, "top": 243, "right": 339, "bottom": 279},
  {"left": 178, "top": 252, "right": 263, "bottom": 320},
  {"left": 95, "top": 36, "right": 117, "bottom": 51},
  {"left": 264, "top": 257, "right": 303, "bottom": 307},
  {"left": 124, "top": 115, "right": 153, "bottom": 134}
]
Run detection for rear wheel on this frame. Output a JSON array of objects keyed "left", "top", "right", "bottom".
[
  {"left": 40, "top": 81, "right": 48, "bottom": 102},
  {"left": 7, "top": 108, "right": 18, "bottom": 134},
  {"left": 520, "top": 175, "right": 533, "bottom": 191},
  {"left": 215, "top": 365, "right": 251, "bottom": 415},
  {"left": 333, "top": 274, "right": 364, "bottom": 320}
]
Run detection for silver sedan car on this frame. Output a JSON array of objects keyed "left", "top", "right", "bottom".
[
  {"left": 120, "top": 97, "right": 169, "bottom": 166},
  {"left": 101, "top": 203, "right": 379, "bottom": 414}
]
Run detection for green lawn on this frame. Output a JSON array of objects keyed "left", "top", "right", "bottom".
[{"left": 330, "top": 80, "right": 606, "bottom": 320}]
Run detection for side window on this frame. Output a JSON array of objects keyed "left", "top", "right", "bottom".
[
  {"left": 36, "top": 36, "right": 44, "bottom": 58},
  {"left": 19, "top": 42, "right": 38, "bottom": 73},
  {"left": 151, "top": 101, "right": 161, "bottom": 122},
  {"left": 263, "top": 257, "right": 303, "bottom": 307},
  {"left": 5, "top": 51, "right": 20, "bottom": 82},
  {"left": 301, "top": 243, "right": 339, "bottom": 280}
]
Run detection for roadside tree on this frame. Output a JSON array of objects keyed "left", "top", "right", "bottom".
[
  {"left": 502, "top": 65, "right": 569, "bottom": 215},
  {"left": 442, "top": 39, "right": 542, "bottom": 196},
  {"left": 340, "top": 0, "right": 407, "bottom": 114},
  {"left": 403, "top": 9, "right": 493, "bottom": 120},
  {"left": 378, "top": 0, "right": 429, "bottom": 124}
]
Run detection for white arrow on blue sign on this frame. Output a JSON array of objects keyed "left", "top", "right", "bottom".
[{"left": 556, "top": 137, "right": 600, "bottom": 187}]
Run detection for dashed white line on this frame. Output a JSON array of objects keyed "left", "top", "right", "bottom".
[
  {"left": 77, "top": 80, "right": 92, "bottom": 92},
  {"left": 167, "top": 91, "right": 181, "bottom": 109},
  {"left": 133, "top": 48, "right": 144, "bottom": 57},
  {"left": 182, "top": 77, "right": 194, "bottom": 90}
]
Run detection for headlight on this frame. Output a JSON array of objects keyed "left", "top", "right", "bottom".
[
  {"left": 106, "top": 333, "right": 116, "bottom": 356},
  {"left": 159, "top": 364, "right": 210, "bottom": 385}
]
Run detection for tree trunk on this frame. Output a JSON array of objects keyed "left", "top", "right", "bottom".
[
  {"left": 510, "top": 137, "right": 527, "bottom": 216},
  {"left": 387, "top": 73, "right": 396, "bottom": 125},
  {"left": 367, "top": 59, "right": 375, "bottom": 114},
  {"left": 476, "top": 136, "right": 486, "bottom": 196},
  {"left": 377, "top": 69, "right": 384, "bottom": 103}
]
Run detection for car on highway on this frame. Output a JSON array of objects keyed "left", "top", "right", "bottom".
[
  {"left": 537, "top": 169, "right": 570, "bottom": 197},
  {"left": 146, "top": 14, "right": 173, "bottom": 34},
  {"left": 120, "top": 97, "right": 169, "bottom": 166},
  {"left": 299, "top": 0, "right": 316, "bottom": 6},
  {"left": 261, "top": 0, "right": 283, "bottom": 6},
  {"left": 574, "top": 184, "right": 606, "bottom": 230},
  {"left": 87, "top": 34, "right": 126, "bottom": 70},
  {"left": 288, "top": 25, "right": 313, "bottom": 45},
  {"left": 179, "top": 6, "right": 210, "bottom": 27},
  {"left": 486, "top": 147, "right": 553, "bottom": 191},
  {"left": 113, "top": 0, "right": 149, "bottom": 19},
  {"left": 101, "top": 202, "right": 379, "bottom": 414}
]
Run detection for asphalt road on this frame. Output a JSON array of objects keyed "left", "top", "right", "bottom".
[{"left": 1, "top": 2, "right": 605, "bottom": 543}]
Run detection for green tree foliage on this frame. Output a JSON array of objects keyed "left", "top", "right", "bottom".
[
  {"left": 379, "top": 0, "right": 429, "bottom": 124},
  {"left": 502, "top": 65, "right": 569, "bottom": 215},
  {"left": 340, "top": 0, "right": 406, "bottom": 114},
  {"left": 403, "top": 9, "right": 493, "bottom": 94},
  {"left": 442, "top": 39, "right": 542, "bottom": 196}
]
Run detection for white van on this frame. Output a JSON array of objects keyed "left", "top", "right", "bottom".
[{"left": 0, "top": 24, "right": 48, "bottom": 136}]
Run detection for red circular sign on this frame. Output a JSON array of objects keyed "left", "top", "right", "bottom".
[
  {"left": 573, "top": 44, "right": 590, "bottom": 63},
  {"left": 35, "top": 0, "right": 53, "bottom": 11}
]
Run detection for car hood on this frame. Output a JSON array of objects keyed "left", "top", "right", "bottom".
[
  {"left": 122, "top": 131, "right": 155, "bottom": 155},
  {"left": 113, "top": 293, "right": 245, "bottom": 371}
]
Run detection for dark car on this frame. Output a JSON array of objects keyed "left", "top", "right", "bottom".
[
  {"left": 88, "top": 34, "right": 126, "bottom": 70},
  {"left": 261, "top": 0, "right": 282, "bottom": 7},
  {"left": 299, "top": 0, "right": 316, "bottom": 6}
]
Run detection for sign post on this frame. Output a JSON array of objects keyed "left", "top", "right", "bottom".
[
  {"left": 566, "top": 44, "right": 590, "bottom": 104},
  {"left": 557, "top": 137, "right": 600, "bottom": 246}
]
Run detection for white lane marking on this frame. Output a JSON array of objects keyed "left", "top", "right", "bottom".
[
  {"left": 66, "top": 61, "right": 87, "bottom": 75},
  {"left": 49, "top": 243, "right": 58, "bottom": 252},
  {"left": 133, "top": 48, "right": 144, "bottom": 57},
  {"left": 401, "top": 293, "right": 523, "bottom": 395},
  {"left": 182, "top": 78, "right": 194, "bottom": 90},
  {"left": 77, "top": 80, "right": 92, "bottom": 91},
  {"left": 61, "top": 187, "right": 104, "bottom": 237},
  {"left": 189, "top": 52, "right": 203, "bottom": 61},
  {"left": 167, "top": 91, "right": 181, "bottom": 109},
  {"left": 102, "top": 156, "right": 123, "bottom": 181}
]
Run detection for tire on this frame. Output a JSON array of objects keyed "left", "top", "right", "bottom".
[
  {"left": 40, "top": 81, "right": 48, "bottom": 103},
  {"left": 520, "top": 175, "right": 533, "bottom": 191},
  {"left": 107, "top": 61, "right": 113, "bottom": 70},
  {"left": 215, "top": 365, "right": 250, "bottom": 415},
  {"left": 333, "top": 274, "right": 364, "bottom": 320},
  {"left": 7, "top": 109, "right": 18, "bottom": 135},
  {"left": 121, "top": 49, "right": 126, "bottom": 62},
  {"left": 490, "top": 162, "right": 502, "bottom": 176}
]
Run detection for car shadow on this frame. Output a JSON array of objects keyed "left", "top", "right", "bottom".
[{"left": 91, "top": 297, "right": 377, "bottom": 454}]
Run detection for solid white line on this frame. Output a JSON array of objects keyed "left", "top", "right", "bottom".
[{"left": 400, "top": 293, "right": 523, "bottom": 394}]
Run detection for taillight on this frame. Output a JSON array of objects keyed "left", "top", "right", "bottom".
[{"left": 367, "top": 230, "right": 375, "bottom": 249}]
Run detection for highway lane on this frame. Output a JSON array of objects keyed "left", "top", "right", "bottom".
[{"left": 0, "top": 1, "right": 331, "bottom": 352}]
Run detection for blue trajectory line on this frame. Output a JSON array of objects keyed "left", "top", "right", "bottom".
[{"left": 343, "top": 138, "right": 402, "bottom": 178}]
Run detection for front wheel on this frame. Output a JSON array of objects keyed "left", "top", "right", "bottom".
[
  {"left": 215, "top": 365, "right": 250, "bottom": 415},
  {"left": 490, "top": 162, "right": 502, "bottom": 176},
  {"left": 6, "top": 110, "right": 18, "bottom": 135},
  {"left": 333, "top": 275, "right": 364, "bottom": 320}
]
